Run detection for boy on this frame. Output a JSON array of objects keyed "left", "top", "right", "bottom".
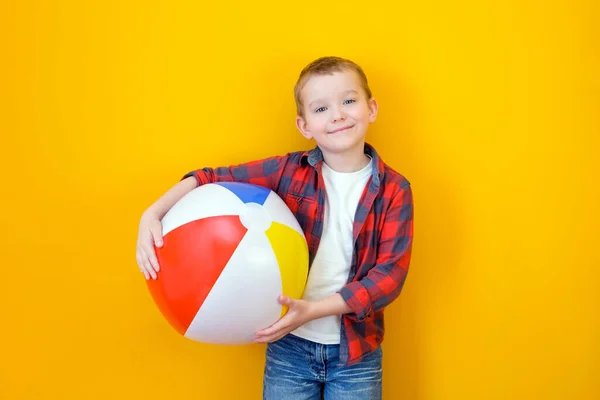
[{"left": 135, "top": 56, "right": 414, "bottom": 399}]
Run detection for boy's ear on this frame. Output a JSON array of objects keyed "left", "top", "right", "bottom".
[
  {"left": 368, "top": 97, "right": 379, "bottom": 123},
  {"left": 296, "top": 115, "right": 312, "bottom": 139}
]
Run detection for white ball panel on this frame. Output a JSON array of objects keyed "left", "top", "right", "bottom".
[
  {"left": 184, "top": 231, "right": 283, "bottom": 344},
  {"left": 161, "top": 184, "right": 244, "bottom": 236}
]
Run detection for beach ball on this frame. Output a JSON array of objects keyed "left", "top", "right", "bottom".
[{"left": 146, "top": 182, "right": 309, "bottom": 344}]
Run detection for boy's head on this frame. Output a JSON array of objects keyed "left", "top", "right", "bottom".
[
  {"left": 294, "top": 56, "right": 378, "bottom": 158},
  {"left": 294, "top": 57, "right": 372, "bottom": 117}
]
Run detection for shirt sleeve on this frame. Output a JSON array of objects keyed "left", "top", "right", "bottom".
[
  {"left": 181, "top": 154, "right": 290, "bottom": 192},
  {"left": 339, "top": 181, "right": 414, "bottom": 321}
]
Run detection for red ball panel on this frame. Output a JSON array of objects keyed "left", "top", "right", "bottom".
[{"left": 146, "top": 215, "right": 248, "bottom": 335}]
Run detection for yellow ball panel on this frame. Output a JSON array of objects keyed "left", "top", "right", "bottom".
[{"left": 265, "top": 222, "right": 309, "bottom": 316}]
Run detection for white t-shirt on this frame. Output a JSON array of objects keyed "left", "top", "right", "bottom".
[{"left": 292, "top": 157, "right": 373, "bottom": 344}]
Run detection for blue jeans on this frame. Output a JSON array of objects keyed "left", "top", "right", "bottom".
[{"left": 263, "top": 334, "right": 383, "bottom": 400}]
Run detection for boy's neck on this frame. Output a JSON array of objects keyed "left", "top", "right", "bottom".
[{"left": 321, "top": 144, "right": 371, "bottom": 173}]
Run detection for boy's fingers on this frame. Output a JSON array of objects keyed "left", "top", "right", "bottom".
[
  {"left": 271, "top": 334, "right": 285, "bottom": 343},
  {"left": 139, "top": 250, "right": 157, "bottom": 279},
  {"left": 149, "top": 253, "right": 160, "bottom": 272},
  {"left": 136, "top": 254, "right": 150, "bottom": 280},
  {"left": 145, "top": 259, "right": 157, "bottom": 279},
  {"left": 256, "top": 318, "right": 290, "bottom": 337},
  {"left": 143, "top": 246, "right": 160, "bottom": 272},
  {"left": 255, "top": 331, "right": 286, "bottom": 344},
  {"left": 256, "top": 323, "right": 278, "bottom": 337},
  {"left": 278, "top": 295, "right": 294, "bottom": 307},
  {"left": 140, "top": 242, "right": 159, "bottom": 271},
  {"left": 151, "top": 226, "right": 163, "bottom": 247}
]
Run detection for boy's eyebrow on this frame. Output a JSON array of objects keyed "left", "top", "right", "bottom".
[
  {"left": 308, "top": 99, "right": 325, "bottom": 109},
  {"left": 308, "top": 89, "right": 359, "bottom": 109}
]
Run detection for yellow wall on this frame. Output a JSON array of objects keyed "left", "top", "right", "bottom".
[{"left": 1, "top": 1, "right": 598, "bottom": 399}]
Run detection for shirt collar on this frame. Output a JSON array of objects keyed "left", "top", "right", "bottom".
[{"left": 301, "top": 142, "right": 384, "bottom": 187}]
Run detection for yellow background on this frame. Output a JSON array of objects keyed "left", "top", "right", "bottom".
[{"left": 1, "top": 0, "right": 598, "bottom": 399}]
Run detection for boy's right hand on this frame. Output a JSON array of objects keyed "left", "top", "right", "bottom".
[{"left": 136, "top": 212, "right": 164, "bottom": 280}]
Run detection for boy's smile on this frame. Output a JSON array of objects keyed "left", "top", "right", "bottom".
[{"left": 328, "top": 124, "right": 355, "bottom": 134}]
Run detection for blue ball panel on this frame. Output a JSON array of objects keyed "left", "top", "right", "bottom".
[{"left": 214, "top": 182, "right": 271, "bottom": 205}]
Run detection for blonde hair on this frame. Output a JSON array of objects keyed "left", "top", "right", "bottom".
[{"left": 294, "top": 56, "right": 372, "bottom": 117}]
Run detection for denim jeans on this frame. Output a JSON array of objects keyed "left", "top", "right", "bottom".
[{"left": 263, "top": 334, "right": 383, "bottom": 400}]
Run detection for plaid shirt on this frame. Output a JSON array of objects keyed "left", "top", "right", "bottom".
[{"left": 182, "top": 142, "right": 414, "bottom": 365}]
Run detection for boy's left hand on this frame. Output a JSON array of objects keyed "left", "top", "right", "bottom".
[{"left": 253, "top": 294, "right": 315, "bottom": 343}]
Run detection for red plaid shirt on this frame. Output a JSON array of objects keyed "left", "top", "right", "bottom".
[{"left": 182, "top": 143, "right": 414, "bottom": 365}]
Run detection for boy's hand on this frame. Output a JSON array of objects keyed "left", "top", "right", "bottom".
[
  {"left": 253, "top": 292, "right": 353, "bottom": 343},
  {"left": 253, "top": 295, "right": 316, "bottom": 343},
  {"left": 136, "top": 212, "right": 164, "bottom": 280}
]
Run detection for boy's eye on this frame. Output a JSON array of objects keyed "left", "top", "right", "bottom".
[
  {"left": 315, "top": 106, "right": 327, "bottom": 113},
  {"left": 344, "top": 99, "right": 356, "bottom": 105}
]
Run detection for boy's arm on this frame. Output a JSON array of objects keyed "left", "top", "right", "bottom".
[
  {"left": 338, "top": 181, "right": 414, "bottom": 321},
  {"left": 143, "top": 176, "right": 197, "bottom": 220},
  {"left": 145, "top": 153, "right": 290, "bottom": 219},
  {"left": 182, "top": 154, "right": 290, "bottom": 192},
  {"left": 137, "top": 153, "right": 290, "bottom": 280}
]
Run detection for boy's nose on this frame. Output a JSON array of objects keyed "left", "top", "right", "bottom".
[{"left": 331, "top": 109, "right": 345, "bottom": 122}]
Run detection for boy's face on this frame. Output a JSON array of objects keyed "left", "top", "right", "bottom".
[{"left": 296, "top": 70, "right": 378, "bottom": 157}]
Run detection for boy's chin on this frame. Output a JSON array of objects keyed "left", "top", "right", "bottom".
[{"left": 317, "top": 138, "right": 366, "bottom": 154}]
